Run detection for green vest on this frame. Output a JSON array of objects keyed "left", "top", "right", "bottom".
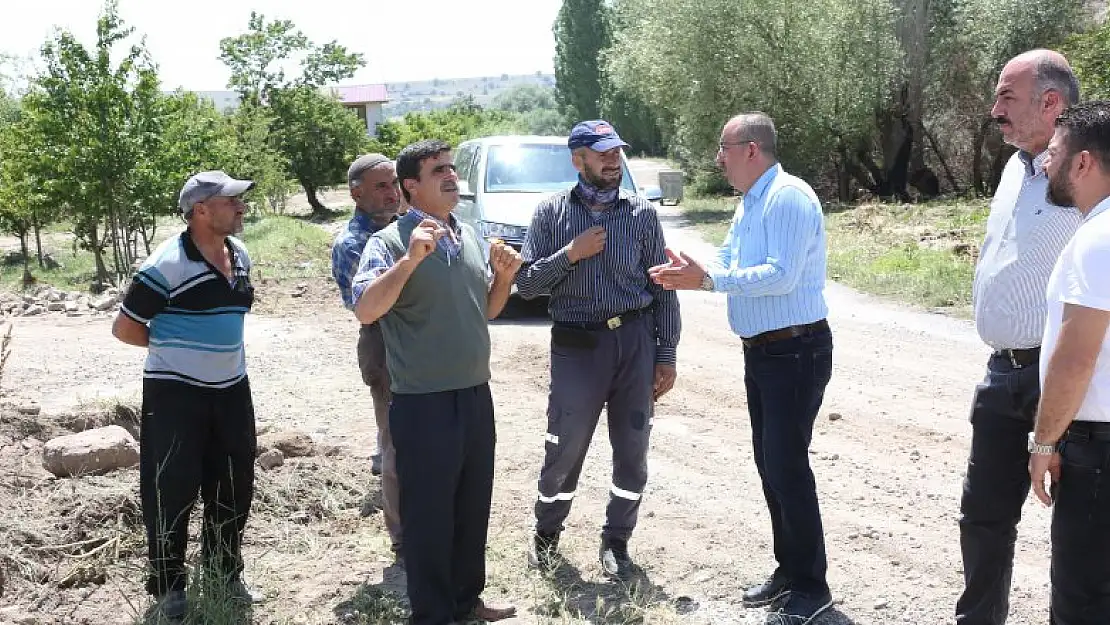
[{"left": 373, "top": 214, "right": 491, "bottom": 394}]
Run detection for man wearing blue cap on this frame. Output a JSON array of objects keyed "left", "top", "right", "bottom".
[
  {"left": 112, "top": 170, "right": 261, "bottom": 621},
  {"left": 517, "top": 120, "right": 681, "bottom": 578}
]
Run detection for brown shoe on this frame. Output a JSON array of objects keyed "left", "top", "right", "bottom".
[{"left": 471, "top": 598, "right": 517, "bottom": 622}]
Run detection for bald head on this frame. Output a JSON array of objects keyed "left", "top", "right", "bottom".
[
  {"left": 723, "top": 112, "right": 778, "bottom": 159},
  {"left": 1003, "top": 49, "right": 1080, "bottom": 107},
  {"left": 992, "top": 49, "right": 1079, "bottom": 154}
]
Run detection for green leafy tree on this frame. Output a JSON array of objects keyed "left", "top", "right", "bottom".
[
  {"left": 223, "top": 102, "right": 294, "bottom": 214},
  {"left": 607, "top": 0, "right": 902, "bottom": 187},
  {"left": 268, "top": 86, "right": 369, "bottom": 215},
  {"left": 219, "top": 12, "right": 366, "bottom": 216},
  {"left": 19, "top": 0, "right": 157, "bottom": 284},
  {"left": 553, "top": 0, "right": 608, "bottom": 121},
  {"left": 1062, "top": 16, "right": 1110, "bottom": 100}
]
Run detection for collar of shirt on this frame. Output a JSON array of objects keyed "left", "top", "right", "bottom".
[
  {"left": 404, "top": 206, "right": 462, "bottom": 257},
  {"left": 744, "top": 164, "right": 783, "bottom": 204},
  {"left": 1088, "top": 196, "right": 1110, "bottom": 221},
  {"left": 1018, "top": 149, "right": 1049, "bottom": 178}
]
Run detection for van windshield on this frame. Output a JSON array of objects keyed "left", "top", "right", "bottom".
[{"left": 483, "top": 144, "right": 635, "bottom": 193}]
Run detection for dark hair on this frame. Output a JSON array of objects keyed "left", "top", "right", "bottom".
[
  {"left": 1056, "top": 100, "right": 1110, "bottom": 173},
  {"left": 395, "top": 139, "right": 452, "bottom": 202},
  {"left": 1035, "top": 58, "right": 1080, "bottom": 107}
]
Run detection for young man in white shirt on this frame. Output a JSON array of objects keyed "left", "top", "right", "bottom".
[{"left": 1032, "top": 100, "right": 1110, "bottom": 625}]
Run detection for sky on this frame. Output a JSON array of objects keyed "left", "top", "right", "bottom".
[{"left": 1, "top": 0, "right": 563, "bottom": 91}]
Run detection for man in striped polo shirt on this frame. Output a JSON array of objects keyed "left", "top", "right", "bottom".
[
  {"left": 113, "top": 171, "right": 260, "bottom": 622},
  {"left": 650, "top": 113, "right": 834, "bottom": 625},
  {"left": 956, "top": 50, "right": 1082, "bottom": 625},
  {"left": 518, "top": 120, "right": 681, "bottom": 579}
]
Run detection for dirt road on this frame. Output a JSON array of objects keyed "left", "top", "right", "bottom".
[{"left": 2, "top": 175, "right": 1055, "bottom": 624}]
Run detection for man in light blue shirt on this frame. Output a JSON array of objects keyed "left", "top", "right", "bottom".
[{"left": 650, "top": 112, "right": 833, "bottom": 625}]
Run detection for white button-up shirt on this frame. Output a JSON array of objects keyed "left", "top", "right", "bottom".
[
  {"left": 973, "top": 150, "right": 1082, "bottom": 350},
  {"left": 1040, "top": 198, "right": 1110, "bottom": 422}
]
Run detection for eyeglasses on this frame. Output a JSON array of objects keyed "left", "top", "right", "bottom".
[{"left": 718, "top": 140, "right": 756, "bottom": 152}]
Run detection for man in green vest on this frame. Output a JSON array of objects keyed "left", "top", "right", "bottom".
[{"left": 351, "top": 139, "right": 519, "bottom": 625}]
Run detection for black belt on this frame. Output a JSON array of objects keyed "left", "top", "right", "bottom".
[
  {"left": 554, "top": 307, "right": 648, "bottom": 331},
  {"left": 993, "top": 347, "right": 1040, "bottom": 369},
  {"left": 742, "top": 319, "right": 829, "bottom": 349},
  {"left": 1066, "top": 421, "right": 1110, "bottom": 443}
]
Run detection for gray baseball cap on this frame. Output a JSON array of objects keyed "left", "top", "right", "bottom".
[
  {"left": 178, "top": 171, "right": 255, "bottom": 216},
  {"left": 348, "top": 153, "right": 392, "bottom": 186}
]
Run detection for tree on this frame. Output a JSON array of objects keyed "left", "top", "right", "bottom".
[
  {"left": 268, "top": 86, "right": 369, "bottom": 215},
  {"left": 1063, "top": 16, "right": 1110, "bottom": 100},
  {"left": 553, "top": 0, "right": 608, "bottom": 121},
  {"left": 19, "top": 0, "right": 159, "bottom": 284},
  {"left": 223, "top": 102, "right": 293, "bottom": 214},
  {"left": 607, "top": 0, "right": 902, "bottom": 186},
  {"left": 219, "top": 12, "right": 365, "bottom": 216}
]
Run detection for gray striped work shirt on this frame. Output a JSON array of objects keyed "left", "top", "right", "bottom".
[
  {"left": 973, "top": 150, "right": 1082, "bottom": 350},
  {"left": 516, "top": 187, "right": 681, "bottom": 366}
]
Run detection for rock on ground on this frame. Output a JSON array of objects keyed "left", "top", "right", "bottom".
[
  {"left": 258, "top": 431, "right": 316, "bottom": 458},
  {"left": 41, "top": 425, "right": 139, "bottom": 477}
]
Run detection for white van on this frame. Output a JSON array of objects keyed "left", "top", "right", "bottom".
[{"left": 452, "top": 135, "right": 662, "bottom": 252}]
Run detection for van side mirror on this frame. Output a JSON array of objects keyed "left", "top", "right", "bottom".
[
  {"left": 641, "top": 185, "right": 663, "bottom": 202},
  {"left": 458, "top": 180, "right": 475, "bottom": 200}
]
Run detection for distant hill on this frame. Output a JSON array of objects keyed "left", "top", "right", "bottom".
[{"left": 383, "top": 73, "right": 555, "bottom": 118}]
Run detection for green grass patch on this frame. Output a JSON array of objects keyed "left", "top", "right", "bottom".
[
  {"left": 681, "top": 195, "right": 988, "bottom": 314},
  {"left": 2, "top": 215, "right": 333, "bottom": 292},
  {"left": 239, "top": 215, "right": 333, "bottom": 282},
  {"left": 679, "top": 196, "right": 736, "bottom": 245}
]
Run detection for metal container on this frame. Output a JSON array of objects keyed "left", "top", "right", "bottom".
[{"left": 658, "top": 169, "right": 685, "bottom": 205}]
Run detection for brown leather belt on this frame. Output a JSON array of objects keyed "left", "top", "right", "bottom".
[
  {"left": 994, "top": 347, "right": 1040, "bottom": 369},
  {"left": 742, "top": 319, "right": 830, "bottom": 349}
]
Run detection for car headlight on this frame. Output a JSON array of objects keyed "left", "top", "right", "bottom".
[{"left": 479, "top": 221, "right": 528, "bottom": 241}]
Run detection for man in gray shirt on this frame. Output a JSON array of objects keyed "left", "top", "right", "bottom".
[{"left": 956, "top": 49, "right": 1082, "bottom": 625}]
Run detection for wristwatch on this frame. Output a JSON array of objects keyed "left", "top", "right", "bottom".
[
  {"left": 700, "top": 273, "right": 714, "bottom": 292},
  {"left": 1027, "top": 432, "right": 1057, "bottom": 455}
]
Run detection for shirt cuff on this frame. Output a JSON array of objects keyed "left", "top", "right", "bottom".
[
  {"left": 553, "top": 246, "right": 574, "bottom": 270},
  {"left": 655, "top": 345, "right": 677, "bottom": 366}
]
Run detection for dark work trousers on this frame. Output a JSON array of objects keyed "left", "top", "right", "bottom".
[
  {"left": 534, "top": 313, "right": 655, "bottom": 543},
  {"left": 956, "top": 354, "right": 1040, "bottom": 625},
  {"left": 139, "top": 377, "right": 257, "bottom": 596},
  {"left": 1049, "top": 424, "right": 1110, "bottom": 625},
  {"left": 390, "top": 383, "right": 496, "bottom": 625},
  {"left": 357, "top": 322, "right": 401, "bottom": 551},
  {"left": 745, "top": 328, "right": 833, "bottom": 600}
]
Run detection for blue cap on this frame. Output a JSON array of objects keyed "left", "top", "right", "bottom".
[{"left": 567, "top": 120, "right": 630, "bottom": 152}]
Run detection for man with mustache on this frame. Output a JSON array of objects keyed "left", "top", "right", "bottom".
[
  {"left": 330, "top": 153, "right": 404, "bottom": 562},
  {"left": 648, "top": 112, "right": 834, "bottom": 625},
  {"left": 351, "top": 139, "right": 520, "bottom": 625},
  {"left": 112, "top": 171, "right": 262, "bottom": 621},
  {"left": 517, "top": 120, "right": 681, "bottom": 579},
  {"left": 956, "top": 49, "right": 1082, "bottom": 625},
  {"left": 1033, "top": 99, "right": 1110, "bottom": 625}
]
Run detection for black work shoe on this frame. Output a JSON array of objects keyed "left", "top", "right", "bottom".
[
  {"left": 599, "top": 538, "right": 636, "bottom": 579},
  {"left": 743, "top": 570, "right": 791, "bottom": 608},
  {"left": 146, "top": 590, "right": 187, "bottom": 623},
  {"left": 529, "top": 531, "right": 561, "bottom": 571},
  {"left": 370, "top": 453, "right": 382, "bottom": 476},
  {"left": 764, "top": 593, "right": 834, "bottom": 625}
]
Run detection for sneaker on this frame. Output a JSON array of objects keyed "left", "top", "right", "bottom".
[
  {"left": 147, "top": 590, "right": 187, "bottom": 622},
  {"left": 764, "top": 593, "right": 834, "bottom": 625},
  {"left": 227, "top": 577, "right": 265, "bottom": 604},
  {"left": 599, "top": 538, "right": 635, "bottom": 579},
  {"left": 743, "top": 569, "right": 791, "bottom": 608},
  {"left": 528, "top": 531, "right": 561, "bottom": 571},
  {"left": 371, "top": 453, "right": 382, "bottom": 476}
]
